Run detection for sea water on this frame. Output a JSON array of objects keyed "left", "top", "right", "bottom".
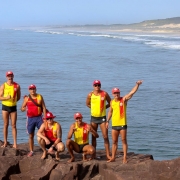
[{"left": 0, "top": 27, "right": 180, "bottom": 160}]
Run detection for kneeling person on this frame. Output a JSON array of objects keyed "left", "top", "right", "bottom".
[
  {"left": 37, "top": 112, "right": 65, "bottom": 160},
  {"left": 66, "top": 112, "right": 99, "bottom": 162}
]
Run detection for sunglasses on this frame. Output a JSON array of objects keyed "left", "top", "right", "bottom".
[
  {"left": 47, "top": 118, "right": 53, "bottom": 121},
  {"left": 29, "top": 88, "right": 36, "bottom": 90},
  {"left": 76, "top": 117, "right": 82, "bottom": 120},
  {"left": 94, "top": 84, "right": 101, "bottom": 87}
]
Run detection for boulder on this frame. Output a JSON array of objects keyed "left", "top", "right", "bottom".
[{"left": 0, "top": 140, "right": 180, "bottom": 180}]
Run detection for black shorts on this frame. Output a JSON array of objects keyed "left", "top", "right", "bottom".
[
  {"left": 78, "top": 143, "right": 89, "bottom": 153},
  {"left": 2, "top": 104, "right": 17, "bottom": 113},
  {"left": 91, "top": 116, "right": 106, "bottom": 124},
  {"left": 112, "top": 125, "right": 127, "bottom": 131},
  {"left": 45, "top": 141, "right": 62, "bottom": 151}
]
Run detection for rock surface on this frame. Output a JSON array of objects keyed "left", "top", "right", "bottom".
[{"left": 0, "top": 140, "right": 180, "bottom": 180}]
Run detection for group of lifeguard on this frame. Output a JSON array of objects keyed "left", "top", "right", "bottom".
[{"left": 0, "top": 71, "right": 142, "bottom": 163}]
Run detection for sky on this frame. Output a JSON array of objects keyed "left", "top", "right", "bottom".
[{"left": 0, "top": 0, "right": 180, "bottom": 27}]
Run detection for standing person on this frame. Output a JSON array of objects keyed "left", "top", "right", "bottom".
[
  {"left": 66, "top": 112, "right": 99, "bottom": 162},
  {"left": 86, "top": 80, "right": 111, "bottom": 159},
  {"left": 106, "top": 80, "right": 143, "bottom": 163},
  {"left": 0, "top": 71, "right": 21, "bottom": 148},
  {"left": 37, "top": 111, "right": 65, "bottom": 160},
  {"left": 21, "top": 84, "right": 47, "bottom": 157}
]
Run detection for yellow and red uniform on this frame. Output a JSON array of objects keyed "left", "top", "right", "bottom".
[
  {"left": 2, "top": 82, "right": 18, "bottom": 106},
  {"left": 26, "top": 94, "right": 42, "bottom": 117},
  {"left": 44, "top": 121, "right": 58, "bottom": 142},
  {"left": 90, "top": 90, "right": 106, "bottom": 117},
  {"left": 111, "top": 97, "right": 127, "bottom": 126},
  {"left": 74, "top": 122, "right": 89, "bottom": 145}
]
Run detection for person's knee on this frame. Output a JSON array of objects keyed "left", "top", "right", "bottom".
[
  {"left": 89, "top": 147, "right": 95, "bottom": 155},
  {"left": 3, "top": 122, "right": 9, "bottom": 128},
  {"left": 103, "top": 136, "right": 109, "bottom": 144},
  {"left": 29, "top": 133, "right": 34, "bottom": 139},
  {"left": 57, "top": 143, "right": 65, "bottom": 152},
  {"left": 112, "top": 140, "right": 118, "bottom": 145},
  {"left": 121, "top": 138, "right": 127, "bottom": 144},
  {"left": 11, "top": 123, "right": 16, "bottom": 129}
]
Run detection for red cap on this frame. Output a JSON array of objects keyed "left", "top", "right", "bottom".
[
  {"left": 44, "top": 112, "right": 56, "bottom": 119},
  {"left": 74, "top": 112, "right": 83, "bottom": 119},
  {"left": 6, "top": 71, "right": 14, "bottom": 76},
  {"left": 93, "top": 80, "right": 101, "bottom": 85},
  {"left": 28, "top": 84, "right": 36, "bottom": 89},
  {"left": 112, "top": 87, "right": 120, "bottom": 93}
]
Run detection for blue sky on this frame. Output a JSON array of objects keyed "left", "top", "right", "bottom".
[{"left": 0, "top": 0, "right": 180, "bottom": 27}]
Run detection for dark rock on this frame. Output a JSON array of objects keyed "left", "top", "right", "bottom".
[{"left": 0, "top": 140, "right": 180, "bottom": 180}]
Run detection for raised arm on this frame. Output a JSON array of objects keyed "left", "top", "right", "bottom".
[
  {"left": 124, "top": 80, "right": 143, "bottom": 102},
  {"left": 86, "top": 93, "right": 91, "bottom": 108}
]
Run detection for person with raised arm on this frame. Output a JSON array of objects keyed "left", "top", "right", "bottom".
[
  {"left": 106, "top": 80, "right": 143, "bottom": 163},
  {"left": 66, "top": 112, "right": 99, "bottom": 162},
  {"left": 0, "top": 71, "right": 21, "bottom": 148}
]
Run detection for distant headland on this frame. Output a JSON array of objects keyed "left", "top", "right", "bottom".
[{"left": 46, "top": 17, "right": 180, "bottom": 34}]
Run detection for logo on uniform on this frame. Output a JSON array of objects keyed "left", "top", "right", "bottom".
[
  {"left": 14, "top": 88, "right": 17, "bottom": 91},
  {"left": 120, "top": 103, "right": 123, "bottom": 106},
  {"left": 102, "top": 118, "right": 105, "bottom": 121},
  {"left": 84, "top": 130, "right": 87, "bottom": 133},
  {"left": 101, "top": 97, "right": 104, "bottom": 100}
]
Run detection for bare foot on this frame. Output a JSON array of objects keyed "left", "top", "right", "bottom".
[
  {"left": 41, "top": 151, "right": 47, "bottom": 159},
  {"left": 1, "top": 143, "right": 7, "bottom": 148},
  {"left": 107, "top": 155, "right": 111, "bottom": 160},
  {"left": 107, "top": 158, "right": 115, "bottom": 163},
  {"left": 123, "top": 159, "right": 127, "bottom": 164},
  {"left": 67, "top": 157, "right": 75, "bottom": 163},
  {"left": 13, "top": 144, "right": 17, "bottom": 149},
  {"left": 55, "top": 152, "right": 60, "bottom": 161}
]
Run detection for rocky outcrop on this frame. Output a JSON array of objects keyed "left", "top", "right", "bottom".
[{"left": 0, "top": 140, "right": 180, "bottom": 180}]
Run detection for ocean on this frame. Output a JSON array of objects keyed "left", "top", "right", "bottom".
[{"left": 0, "top": 27, "right": 180, "bottom": 160}]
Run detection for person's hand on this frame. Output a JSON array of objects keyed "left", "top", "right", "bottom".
[
  {"left": 24, "top": 95, "right": 28, "bottom": 99},
  {"left": 106, "top": 121, "right": 109, "bottom": 129},
  {"left": 48, "top": 147, "right": 55, "bottom": 154},
  {"left": 6, "top": 94, "right": 11, "bottom": 100},
  {"left": 136, "top": 80, "right": 143, "bottom": 85}
]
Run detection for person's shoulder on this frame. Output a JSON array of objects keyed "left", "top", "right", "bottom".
[
  {"left": 87, "top": 91, "right": 93, "bottom": 97},
  {"left": 0, "top": 83, "right": 5, "bottom": 88},
  {"left": 70, "top": 123, "right": 76, "bottom": 128}
]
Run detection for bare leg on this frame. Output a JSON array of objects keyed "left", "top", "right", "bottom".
[
  {"left": 107, "top": 129, "right": 119, "bottom": 162},
  {"left": 37, "top": 137, "right": 47, "bottom": 159},
  {"left": 82, "top": 145, "right": 95, "bottom": 161},
  {"left": 91, "top": 122, "right": 98, "bottom": 158},
  {"left": 10, "top": 111, "right": 17, "bottom": 148},
  {"left": 100, "top": 122, "right": 111, "bottom": 160},
  {"left": 120, "top": 129, "right": 128, "bottom": 164},
  {"left": 55, "top": 142, "right": 65, "bottom": 160},
  {"left": 29, "top": 132, "right": 34, "bottom": 152},
  {"left": 66, "top": 139, "right": 80, "bottom": 162},
  {"left": 1, "top": 110, "right": 9, "bottom": 147}
]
